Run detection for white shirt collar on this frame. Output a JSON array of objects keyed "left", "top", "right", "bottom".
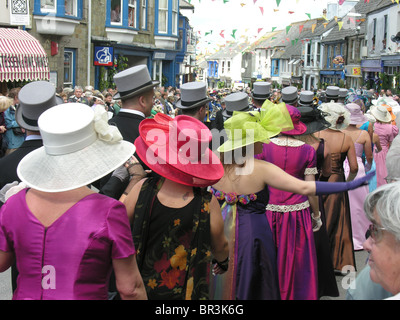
[{"left": 119, "top": 108, "right": 145, "bottom": 118}]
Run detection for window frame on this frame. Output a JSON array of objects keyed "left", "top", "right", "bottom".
[{"left": 36, "top": 0, "right": 82, "bottom": 19}]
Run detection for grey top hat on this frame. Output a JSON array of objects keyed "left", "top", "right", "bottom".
[
  {"left": 338, "top": 88, "right": 348, "bottom": 98},
  {"left": 16, "top": 81, "right": 62, "bottom": 131},
  {"left": 113, "top": 65, "right": 159, "bottom": 100},
  {"left": 298, "top": 91, "right": 314, "bottom": 106},
  {"left": 175, "top": 82, "right": 211, "bottom": 109},
  {"left": 281, "top": 86, "right": 298, "bottom": 105},
  {"left": 223, "top": 92, "right": 250, "bottom": 118},
  {"left": 252, "top": 82, "right": 271, "bottom": 100},
  {"left": 326, "top": 86, "right": 339, "bottom": 100}
]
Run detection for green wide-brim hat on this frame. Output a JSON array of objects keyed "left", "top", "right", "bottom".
[{"left": 218, "top": 100, "right": 294, "bottom": 153}]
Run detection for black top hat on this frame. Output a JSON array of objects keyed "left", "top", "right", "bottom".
[
  {"left": 113, "top": 65, "right": 159, "bottom": 100},
  {"left": 16, "top": 81, "right": 62, "bottom": 131}
]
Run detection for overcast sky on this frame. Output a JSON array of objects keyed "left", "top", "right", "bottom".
[{"left": 183, "top": 0, "right": 336, "bottom": 53}]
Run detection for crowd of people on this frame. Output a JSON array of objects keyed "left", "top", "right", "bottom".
[{"left": 0, "top": 64, "right": 399, "bottom": 301}]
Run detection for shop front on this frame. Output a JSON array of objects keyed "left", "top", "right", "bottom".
[
  {"left": 361, "top": 59, "right": 383, "bottom": 89},
  {"left": 0, "top": 28, "right": 50, "bottom": 94}
]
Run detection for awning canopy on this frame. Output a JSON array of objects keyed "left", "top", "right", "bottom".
[{"left": 0, "top": 28, "right": 49, "bottom": 82}]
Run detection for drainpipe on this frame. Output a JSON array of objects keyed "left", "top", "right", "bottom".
[{"left": 87, "top": 0, "right": 92, "bottom": 86}]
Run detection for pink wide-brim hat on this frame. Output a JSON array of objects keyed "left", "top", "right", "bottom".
[
  {"left": 280, "top": 104, "right": 307, "bottom": 136},
  {"left": 134, "top": 114, "right": 224, "bottom": 187},
  {"left": 345, "top": 103, "right": 369, "bottom": 125}
]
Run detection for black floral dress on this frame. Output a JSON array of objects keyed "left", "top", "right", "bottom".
[{"left": 132, "top": 177, "right": 212, "bottom": 300}]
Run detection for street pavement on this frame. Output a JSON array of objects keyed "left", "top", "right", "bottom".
[{"left": 0, "top": 250, "right": 370, "bottom": 300}]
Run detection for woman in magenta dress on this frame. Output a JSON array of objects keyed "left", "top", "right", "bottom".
[
  {"left": 257, "top": 105, "right": 320, "bottom": 300},
  {"left": 370, "top": 105, "right": 399, "bottom": 187},
  {"left": 0, "top": 104, "right": 146, "bottom": 300}
]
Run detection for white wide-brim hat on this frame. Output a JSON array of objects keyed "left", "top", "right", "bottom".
[
  {"left": 318, "top": 101, "right": 350, "bottom": 130},
  {"left": 370, "top": 105, "right": 392, "bottom": 123},
  {"left": 17, "top": 103, "right": 135, "bottom": 192}
]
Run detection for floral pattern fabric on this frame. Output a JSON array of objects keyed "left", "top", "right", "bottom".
[{"left": 132, "top": 177, "right": 212, "bottom": 300}]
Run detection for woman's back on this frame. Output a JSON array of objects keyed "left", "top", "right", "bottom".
[{"left": 0, "top": 189, "right": 135, "bottom": 300}]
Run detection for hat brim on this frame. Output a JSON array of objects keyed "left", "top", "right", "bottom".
[
  {"left": 17, "top": 140, "right": 135, "bottom": 192},
  {"left": 113, "top": 80, "right": 160, "bottom": 100},
  {"left": 15, "top": 96, "right": 63, "bottom": 131},
  {"left": 222, "top": 106, "right": 251, "bottom": 118},
  {"left": 370, "top": 110, "right": 392, "bottom": 123},
  {"left": 251, "top": 93, "right": 271, "bottom": 100},
  {"left": 135, "top": 136, "right": 223, "bottom": 187},
  {"left": 302, "top": 121, "right": 331, "bottom": 135},
  {"left": 175, "top": 97, "right": 212, "bottom": 110}
]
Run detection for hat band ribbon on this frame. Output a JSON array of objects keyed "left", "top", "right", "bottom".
[
  {"left": 181, "top": 97, "right": 207, "bottom": 107},
  {"left": 22, "top": 114, "right": 38, "bottom": 128},
  {"left": 253, "top": 92, "right": 270, "bottom": 99},
  {"left": 118, "top": 80, "right": 154, "bottom": 96},
  {"left": 44, "top": 130, "right": 97, "bottom": 156}
]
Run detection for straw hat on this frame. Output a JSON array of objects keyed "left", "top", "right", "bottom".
[
  {"left": 134, "top": 114, "right": 224, "bottom": 187},
  {"left": 17, "top": 104, "right": 135, "bottom": 192},
  {"left": 318, "top": 102, "right": 350, "bottom": 130},
  {"left": 370, "top": 105, "right": 392, "bottom": 123}
]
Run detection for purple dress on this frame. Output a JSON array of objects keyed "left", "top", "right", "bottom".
[
  {"left": 258, "top": 137, "right": 318, "bottom": 300},
  {"left": 0, "top": 189, "right": 136, "bottom": 300},
  {"left": 210, "top": 188, "right": 280, "bottom": 300},
  {"left": 373, "top": 123, "right": 399, "bottom": 187}
]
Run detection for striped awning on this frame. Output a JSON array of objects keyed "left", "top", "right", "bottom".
[{"left": 0, "top": 28, "right": 49, "bottom": 82}]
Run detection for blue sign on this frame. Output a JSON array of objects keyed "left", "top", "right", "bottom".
[{"left": 94, "top": 46, "right": 114, "bottom": 67}]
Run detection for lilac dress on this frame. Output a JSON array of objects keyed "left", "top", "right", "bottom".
[
  {"left": 374, "top": 123, "right": 399, "bottom": 187},
  {"left": 344, "top": 135, "right": 371, "bottom": 250},
  {"left": 0, "top": 189, "right": 136, "bottom": 300},
  {"left": 258, "top": 137, "right": 318, "bottom": 300}
]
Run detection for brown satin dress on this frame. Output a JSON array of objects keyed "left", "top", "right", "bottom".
[{"left": 321, "top": 144, "right": 356, "bottom": 272}]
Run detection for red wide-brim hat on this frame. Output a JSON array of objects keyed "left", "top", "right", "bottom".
[{"left": 135, "top": 114, "right": 224, "bottom": 187}]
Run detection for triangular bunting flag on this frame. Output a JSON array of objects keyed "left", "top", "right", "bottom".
[
  {"left": 240, "top": 3, "right": 246, "bottom": 6},
  {"left": 259, "top": 7, "right": 264, "bottom": 15},
  {"left": 338, "top": 21, "right": 343, "bottom": 31},
  {"left": 305, "top": 13, "right": 311, "bottom": 19},
  {"left": 312, "top": 24, "right": 317, "bottom": 33},
  {"left": 288, "top": 11, "right": 295, "bottom": 14},
  {"left": 258, "top": 28, "right": 263, "bottom": 33},
  {"left": 323, "top": 22, "right": 328, "bottom": 28},
  {"left": 286, "top": 25, "right": 292, "bottom": 34},
  {"left": 272, "top": 27, "right": 277, "bottom": 32},
  {"left": 339, "top": 0, "right": 345, "bottom": 4},
  {"left": 299, "top": 25, "right": 304, "bottom": 34},
  {"left": 220, "top": 30, "right": 225, "bottom": 38},
  {"left": 205, "top": 31, "right": 212, "bottom": 36},
  {"left": 231, "top": 29, "right": 237, "bottom": 39},
  {"left": 276, "top": 0, "right": 281, "bottom": 7}
]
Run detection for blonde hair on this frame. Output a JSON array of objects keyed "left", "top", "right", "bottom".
[{"left": 0, "top": 96, "right": 13, "bottom": 112}]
